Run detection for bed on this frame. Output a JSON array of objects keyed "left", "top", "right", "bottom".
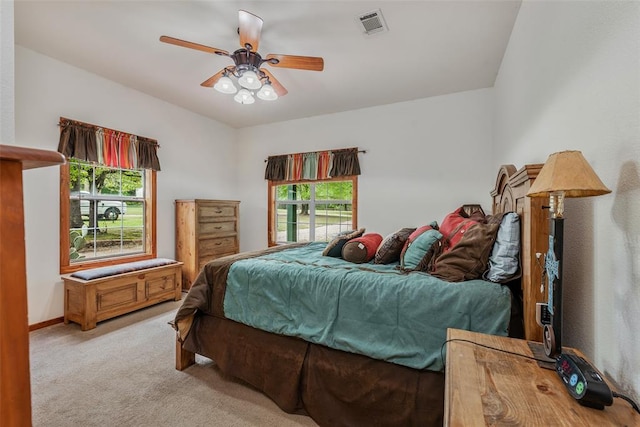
[{"left": 172, "top": 163, "right": 547, "bottom": 427}]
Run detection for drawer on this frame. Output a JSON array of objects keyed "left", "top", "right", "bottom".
[
  {"left": 146, "top": 274, "right": 176, "bottom": 299},
  {"left": 199, "top": 220, "right": 236, "bottom": 235},
  {"left": 198, "top": 252, "right": 236, "bottom": 271},
  {"left": 199, "top": 205, "right": 237, "bottom": 220},
  {"left": 199, "top": 236, "right": 237, "bottom": 258},
  {"left": 96, "top": 282, "right": 138, "bottom": 311}
]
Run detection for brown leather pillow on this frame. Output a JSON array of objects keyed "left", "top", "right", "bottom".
[
  {"left": 322, "top": 228, "right": 365, "bottom": 257},
  {"left": 431, "top": 213, "right": 504, "bottom": 282},
  {"left": 374, "top": 227, "right": 416, "bottom": 264}
]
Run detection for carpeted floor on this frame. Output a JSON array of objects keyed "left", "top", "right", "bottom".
[{"left": 29, "top": 300, "right": 317, "bottom": 426}]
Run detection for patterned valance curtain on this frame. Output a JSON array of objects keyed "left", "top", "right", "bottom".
[
  {"left": 265, "top": 147, "right": 361, "bottom": 181},
  {"left": 57, "top": 117, "right": 161, "bottom": 171}
]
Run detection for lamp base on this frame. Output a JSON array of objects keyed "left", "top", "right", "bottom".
[
  {"left": 543, "top": 217, "right": 564, "bottom": 359},
  {"left": 543, "top": 324, "right": 559, "bottom": 358},
  {"left": 527, "top": 341, "right": 555, "bottom": 370}
]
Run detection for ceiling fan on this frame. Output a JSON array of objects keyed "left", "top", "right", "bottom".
[{"left": 160, "top": 10, "right": 324, "bottom": 104}]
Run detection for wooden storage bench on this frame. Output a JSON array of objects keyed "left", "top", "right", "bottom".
[{"left": 62, "top": 258, "right": 183, "bottom": 331}]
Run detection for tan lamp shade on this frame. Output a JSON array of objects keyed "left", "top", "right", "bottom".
[{"left": 526, "top": 150, "right": 611, "bottom": 198}]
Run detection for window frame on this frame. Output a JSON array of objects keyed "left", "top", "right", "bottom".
[
  {"left": 59, "top": 162, "right": 157, "bottom": 274},
  {"left": 267, "top": 175, "right": 358, "bottom": 247}
]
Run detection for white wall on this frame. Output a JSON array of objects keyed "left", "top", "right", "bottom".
[
  {"left": 15, "top": 46, "right": 237, "bottom": 325},
  {"left": 1, "top": 0, "right": 15, "bottom": 144},
  {"left": 237, "top": 88, "right": 495, "bottom": 251},
  {"left": 493, "top": 1, "right": 640, "bottom": 400}
]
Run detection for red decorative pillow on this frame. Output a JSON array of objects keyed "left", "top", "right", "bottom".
[
  {"left": 399, "top": 222, "right": 439, "bottom": 262},
  {"left": 439, "top": 206, "right": 485, "bottom": 253},
  {"left": 400, "top": 221, "right": 438, "bottom": 268},
  {"left": 342, "top": 233, "right": 383, "bottom": 264},
  {"left": 322, "top": 228, "right": 365, "bottom": 257}
]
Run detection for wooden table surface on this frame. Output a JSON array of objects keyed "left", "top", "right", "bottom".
[{"left": 444, "top": 328, "right": 640, "bottom": 426}]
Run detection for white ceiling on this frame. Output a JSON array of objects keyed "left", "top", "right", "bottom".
[{"left": 14, "top": 1, "right": 521, "bottom": 129}]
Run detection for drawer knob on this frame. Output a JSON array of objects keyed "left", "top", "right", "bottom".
[
  {"left": 215, "top": 210, "right": 222, "bottom": 213},
  {"left": 215, "top": 242, "right": 222, "bottom": 246},
  {"left": 214, "top": 226, "right": 222, "bottom": 229}
]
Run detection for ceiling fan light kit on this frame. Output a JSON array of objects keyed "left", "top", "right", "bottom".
[
  {"left": 214, "top": 66, "right": 278, "bottom": 102},
  {"left": 160, "top": 10, "right": 324, "bottom": 105}
]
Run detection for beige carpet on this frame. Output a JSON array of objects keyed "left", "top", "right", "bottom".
[{"left": 29, "top": 300, "right": 317, "bottom": 427}]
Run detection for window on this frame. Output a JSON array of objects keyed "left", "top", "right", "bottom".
[
  {"left": 60, "top": 159, "right": 156, "bottom": 273},
  {"left": 268, "top": 176, "right": 358, "bottom": 246}
]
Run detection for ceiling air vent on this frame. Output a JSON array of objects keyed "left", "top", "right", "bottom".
[{"left": 356, "top": 9, "right": 388, "bottom": 36}]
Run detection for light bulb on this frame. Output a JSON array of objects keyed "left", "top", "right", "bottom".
[
  {"left": 238, "top": 70, "right": 262, "bottom": 90},
  {"left": 257, "top": 82, "right": 278, "bottom": 101},
  {"left": 234, "top": 88, "right": 255, "bottom": 104},
  {"left": 213, "top": 75, "right": 237, "bottom": 94}
]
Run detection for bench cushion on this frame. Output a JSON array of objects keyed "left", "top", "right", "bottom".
[{"left": 70, "top": 258, "right": 178, "bottom": 281}]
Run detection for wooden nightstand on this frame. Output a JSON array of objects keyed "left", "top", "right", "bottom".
[{"left": 444, "top": 328, "right": 639, "bottom": 426}]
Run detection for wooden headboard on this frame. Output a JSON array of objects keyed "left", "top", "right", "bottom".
[{"left": 491, "top": 164, "right": 548, "bottom": 342}]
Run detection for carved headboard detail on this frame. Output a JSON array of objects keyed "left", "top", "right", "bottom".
[{"left": 491, "top": 164, "right": 547, "bottom": 342}]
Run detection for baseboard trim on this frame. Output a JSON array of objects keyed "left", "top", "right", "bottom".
[{"left": 29, "top": 317, "right": 64, "bottom": 331}]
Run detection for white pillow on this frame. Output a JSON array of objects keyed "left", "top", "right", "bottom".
[{"left": 484, "top": 212, "right": 520, "bottom": 283}]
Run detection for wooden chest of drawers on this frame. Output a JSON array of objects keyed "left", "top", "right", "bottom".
[{"left": 175, "top": 199, "right": 240, "bottom": 290}]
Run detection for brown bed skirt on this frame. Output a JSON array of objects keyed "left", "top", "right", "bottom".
[{"left": 183, "top": 314, "right": 444, "bottom": 427}]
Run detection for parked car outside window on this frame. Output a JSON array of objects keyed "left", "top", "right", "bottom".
[
  {"left": 62, "top": 158, "right": 152, "bottom": 271},
  {"left": 71, "top": 191, "right": 127, "bottom": 221}
]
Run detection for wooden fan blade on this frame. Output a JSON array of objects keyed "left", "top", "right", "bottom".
[
  {"left": 261, "top": 69, "right": 288, "bottom": 97},
  {"left": 160, "top": 35, "right": 228, "bottom": 56},
  {"left": 238, "top": 10, "right": 263, "bottom": 51},
  {"left": 200, "top": 68, "right": 232, "bottom": 87},
  {"left": 265, "top": 54, "right": 324, "bottom": 71}
]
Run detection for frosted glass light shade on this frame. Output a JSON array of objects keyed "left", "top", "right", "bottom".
[
  {"left": 234, "top": 88, "right": 255, "bottom": 104},
  {"left": 213, "top": 76, "right": 237, "bottom": 94},
  {"left": 257, "top": 82, "right": 278, "bottom": 101},
  {"left": 238, "top": 70, "right": 262, "bottom": 89}
]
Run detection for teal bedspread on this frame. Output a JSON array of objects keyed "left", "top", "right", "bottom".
[{"left": 223, "top": 242, "right": 511, "bottom": 371}]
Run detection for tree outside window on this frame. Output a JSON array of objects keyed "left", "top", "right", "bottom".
[
  {"left": 268, "top": 177, "right": 357, "bottom": 245},
  {"left": 60, "top": 159, "right": 156, "bottom": 273}
]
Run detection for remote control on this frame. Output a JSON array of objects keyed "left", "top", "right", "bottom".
[{"left": 555, "top": 353, "right": 613, "bottom": 409}]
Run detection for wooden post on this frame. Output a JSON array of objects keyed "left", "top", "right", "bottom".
[
  {"left": 0, "top": 145, "right": 64, "bottom": 426},
  {"left": 175, "top": 336, "right": 196, "bottom": 371}
]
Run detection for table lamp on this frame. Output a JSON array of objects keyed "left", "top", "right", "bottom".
[{"left": 526, "top": 150, "right": 611, "bottom": 357}]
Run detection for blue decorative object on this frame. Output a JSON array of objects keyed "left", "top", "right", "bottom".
[{"left": 545, "top": 234, "right": 559, "bottom": 314}]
